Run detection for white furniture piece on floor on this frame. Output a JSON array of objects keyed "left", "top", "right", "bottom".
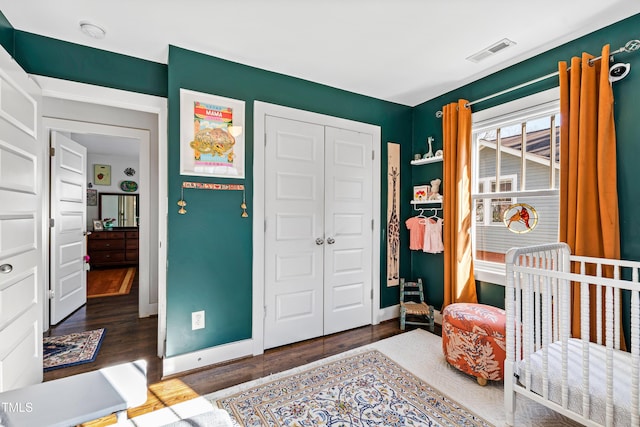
[{"left": 0, "top": 359, "right": 147, "bottom": 427}]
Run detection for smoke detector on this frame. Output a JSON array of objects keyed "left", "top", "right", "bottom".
[
  {"left": 466, "top": 38, "right": 516, "bottom": 63},
  {"left": 79, "top": 21, "right": 106, "bottom": 39}
]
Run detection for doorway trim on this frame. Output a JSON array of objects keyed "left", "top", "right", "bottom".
[
  {"left": 33, "top": 76, "right": 168, "bottom": 358},
  {"left": 252, "top": 101, "right": 382, "bottom": 355}
]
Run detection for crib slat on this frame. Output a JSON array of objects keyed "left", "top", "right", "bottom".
[
  {"left": 596, "top": 263, "right": 603, "bottom": 346},
  {"left": 632, "top": 268, "right": 640, "bottom": 426},
  {"left": 553, "top": 249, "right": 560, "bottom": 343},
  {"left": 614, "top": 266, "right": 621, "bottom": 351},
  {"left": 542, "top": 261, "right": 551, "bottom": 400},
  {"left": 605, "top": 281, "right": 614, "bottom": 427},
  {"left": 524, "top": 264, "right": 533, "bottom": 390},
  {"left": 580, "top": 266, "right": 591, "bottom": 419},
  {"left": 561, "top": 247, "right": 571, "bottom": 410}
]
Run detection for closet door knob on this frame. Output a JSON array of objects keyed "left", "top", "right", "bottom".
[
  {"left": 327, "top": 237, "right": 335, "bottom": 245},
  {"left": 315, "top": 238, "right": 324, "bottom": 245},
  {"left": 0, "top": 264, "right": 13, "bottom": 274}
]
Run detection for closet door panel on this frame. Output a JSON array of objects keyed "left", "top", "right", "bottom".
[
  {"left": 323, "top": 127, "right": 373, "bottom": 335},
  {"left": 264, "top": 116, "right": 325, "bottom": 349}
]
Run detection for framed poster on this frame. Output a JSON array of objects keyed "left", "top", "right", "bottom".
[
  {"left": 179, "top": 89, "right": 245, "bottom": 178},
  {"left": 386, "top": 142, "right": 400, "bottom": 287},
  {"left": 94, "top": 164, "right": 111, "bottom": 185}
]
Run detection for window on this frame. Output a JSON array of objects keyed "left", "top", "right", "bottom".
[
  {"left": 475, "top": 176, "right": 517, "bottom": 225},
  {"left": 471, "top": 89, "right": 560, "bottom": 283}
]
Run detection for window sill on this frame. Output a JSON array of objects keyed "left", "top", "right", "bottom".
[{"left": 474, "top": 262, "right": 506, "bottom": 286}]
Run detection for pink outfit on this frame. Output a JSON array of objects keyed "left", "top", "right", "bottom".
[
  {"left": 405, "top": 217, "right": 426, "bottom": 251},
  {"left": 423, "top": 218, "right": 444, "bottom": 254}
]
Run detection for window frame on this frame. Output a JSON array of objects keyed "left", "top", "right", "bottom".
[
  {"left": 475, "top": 175, "right": 518, "bottom": 226},
  {"left": 471, "top": 88, "right": 560, "bottom": 286}
]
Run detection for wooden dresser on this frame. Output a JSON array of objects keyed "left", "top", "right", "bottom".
[{"left": 88, "top": 229, "right": 139, "bottom": 267}]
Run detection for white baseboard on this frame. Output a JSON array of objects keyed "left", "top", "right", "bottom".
[
  {"left": 163, "top": 307, "right": 444, "bottom": 376},
  {"left": 162, "top": 339, "right": 253, "bottom": 377},
  {"left": 433, "top": 309, "right": 443, "bottom": 325},
  {"left": 378, "top": 305, "right": 442, "bottom": 326},
  {"left": 377, "top": 304, "right": 399, "bottom": 323}
]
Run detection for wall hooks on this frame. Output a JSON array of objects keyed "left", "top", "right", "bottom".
[
  {"left": 178, "top": 181, "right": 248, "bottom": 217},
  {"left": 177, "top": 186, "right": 187, "bottom": 214},
  {"left": 241, "top": 188, "right": 248, "bottom": 218}
]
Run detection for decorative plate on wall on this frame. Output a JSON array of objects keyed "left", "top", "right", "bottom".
[
  {"left": 120, "top": 180, "right": 138, "bottom": 192},
  {"left": 503, "top": 203, "right": 538, "bottom": 234}
]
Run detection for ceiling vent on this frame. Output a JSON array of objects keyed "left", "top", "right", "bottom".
[{"left": 466, "top": 38, "right": 516, "bottom": 63}]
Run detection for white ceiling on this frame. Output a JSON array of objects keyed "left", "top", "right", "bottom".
[
  {"left": 1, "top": 1, "right": 640, "bottom": 106},
  {"left": 70, "top": 133, "right": 139, "bottom": 158}
]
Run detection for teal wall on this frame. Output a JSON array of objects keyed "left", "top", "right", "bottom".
[
  {"left": 13, "top": 31, "right": 167, "bottom": 97},
  {"left": 411, "top": 13, "right": 640, "bottom": 310},
  {"left": 3, "top": 21, "right": 413, "bottom": 358},
  {"left": 5, "top": 8, "right": 639, "bottom": 356},
  {"left": 165, "top": 46, "right": 412, "bottom": 357}
]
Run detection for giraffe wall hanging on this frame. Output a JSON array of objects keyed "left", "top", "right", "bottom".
[{"left": 386, "top": 142, "right": 400, "bottom": 287}]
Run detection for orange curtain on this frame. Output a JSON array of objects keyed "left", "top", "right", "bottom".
[
  {"left": 558, "top": 45, "right": 621, "bottom": 342},
  {"left": 442, "top": 99, "right": 477, "bottom": 308}
]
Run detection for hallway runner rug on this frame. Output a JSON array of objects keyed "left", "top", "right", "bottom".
[
  {"left": 43, "top": 328, "right": 106, "bottom": 372},
  {"left": 87, "top": 267, "right": 136, "bottom": 298},
  {"left": 214, "top": 349, "right": 492, "bottom": 427}
]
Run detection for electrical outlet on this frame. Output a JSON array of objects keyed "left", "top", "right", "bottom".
[{"left": 192, "top": 310, "right": 205, "bottom": 330}]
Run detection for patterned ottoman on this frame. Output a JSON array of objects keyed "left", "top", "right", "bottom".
[{"left": 442, "top": 303, "right": 506, "bottom": 385}]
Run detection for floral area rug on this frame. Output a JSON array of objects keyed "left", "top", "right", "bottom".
[
  {"left": 43, "top": 328, "right": 106, "bottom": 371},
  {"left": 215, "top": 349, "right": 492, "bottom": 427}
]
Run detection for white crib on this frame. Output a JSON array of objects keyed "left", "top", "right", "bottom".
[{"left": 505, "top": 243, "right": 640, "bottom": 427}]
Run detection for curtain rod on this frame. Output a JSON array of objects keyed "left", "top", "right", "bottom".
[{"left": 434, "top": 38, "right": 640, "bottom": 118}]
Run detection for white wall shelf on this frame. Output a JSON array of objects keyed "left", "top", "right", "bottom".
[
  {"left": 410, "top": 200, "right": 442, "bottom": 205},
  {"left": 410, "top": 156, "right": 443, "bottom": 166}
]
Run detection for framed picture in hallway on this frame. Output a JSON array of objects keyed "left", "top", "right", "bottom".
[
  {"left": 179, "top": 89, "right": 245, "bottom": 179},
  {"left": 94, "top": 164, "right": 111, "bottom": 185},
  {"left": 87, "top": 189, "right": 97, "bottom": 206}
]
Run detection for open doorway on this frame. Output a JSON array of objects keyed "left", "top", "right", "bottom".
[
  {"left": 68, "top": 132, "right": 141, "bottom": 306},
  {"left": 43, "top": 117, "right": 155, "bottom": 325}
]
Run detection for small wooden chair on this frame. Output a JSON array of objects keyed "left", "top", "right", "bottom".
[{"left": 399, "top": 278, "right": 434, "bottom": 331}]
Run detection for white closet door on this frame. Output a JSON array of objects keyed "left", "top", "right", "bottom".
[
  {"left": 323, "top": 127, "right": 373, "bottom": 334},
  {"left": 263, "top": 116, "right": 325, "bottom": 349}
]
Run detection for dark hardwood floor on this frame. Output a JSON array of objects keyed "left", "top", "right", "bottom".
[{"left": 46, "top": 271, "right": 437, "bottom": 425}]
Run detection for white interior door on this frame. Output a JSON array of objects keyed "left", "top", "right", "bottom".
[
  {"left": 49, "top": 131, "right": 87, "bottom": 324},
  {"left": 0, "top": 47, "right": 43, "bottom": 391},
  {"left": 264, "top": 116, "right": 325, "bottom": 349},
  {"left": 323, "top": 127, "right": 373, "bottom": 334}
]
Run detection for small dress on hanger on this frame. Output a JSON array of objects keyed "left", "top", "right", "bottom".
[
  {"left": 423, "top": 217, "right": 444, "bottom": 254},
  {"left": 405, "top": 216, "right": 426, "bottom": 251}
]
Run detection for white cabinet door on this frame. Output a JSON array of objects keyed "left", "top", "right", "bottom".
[
  {"left": 263, "top": 116, "right": 374, "bottom": 349},
  {"left": 263, "top": 116, "right": 325, "bottom": 349},
  {"left": 49, "top": 131, "right": 87, "bottom": 324},
  {"left": 0, "top": 47, "right": 43, "bottom": 391},
  {"left": 323, "top": 127, "right": 372, "bottom": 335}
]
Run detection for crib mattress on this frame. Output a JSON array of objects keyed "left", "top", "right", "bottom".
[{"left": 516, "top": 338, "right": 636, "bottom": 426}]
